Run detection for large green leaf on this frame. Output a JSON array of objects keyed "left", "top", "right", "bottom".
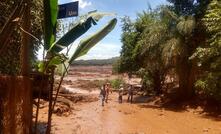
[
  {"left": 55, "top": 61, "right": 69, "bottom": 76},
  {"left": 48, "top": 17, "right": 96, "bottom": 53},
  {"left": 69, "top": 18, "right": 117, "bottom": 63},
  {"left": 38, "top": 54, "right": 68, "bottom": 73},
  {"left": 43, "top": 0, "right": 58, "bottom": 50},
  {"left": 87, "top": 10, "right": 116, "bottom": 21},
  {"left": 48, "top": 11, "right": 115, "bottom": 53}
]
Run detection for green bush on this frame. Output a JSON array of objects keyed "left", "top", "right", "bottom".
[
  {"left": 137, "top": 68, "right": 153, "bottom": 92},
  {"left": 110, "top": 78, "right": 125, "bottom": 89}
]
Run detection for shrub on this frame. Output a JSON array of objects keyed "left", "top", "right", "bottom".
[{"left": 110, "top": 78, "right": 125, "bottom": 89}]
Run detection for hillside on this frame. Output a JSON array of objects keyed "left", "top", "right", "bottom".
[{"left": 71, "top": 57, "right": 119, "bottom": 66}]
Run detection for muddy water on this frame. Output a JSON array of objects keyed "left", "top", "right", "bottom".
[{"left": 63, "top": 85, "right": 99, "bottom": 94}]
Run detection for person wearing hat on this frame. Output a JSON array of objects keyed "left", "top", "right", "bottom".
[{"left": 118, "top": 84, "right": 124, "bottom": 103}]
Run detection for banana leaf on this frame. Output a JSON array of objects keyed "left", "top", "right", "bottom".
[
  {"left": 55, "top": 61, "right": 69, "bottom": 76},
  {"left": 48, "top": 17, "right": 96, "bottom": 53},
  {"left": 43, "top": 0, "right": 58, "bottom": 50},
  {"left": 48, "top": 11, "right": 115, "bottom": 53},
  {"left": 69, "top": 18, "right": 117, "bottom": 63},
  {"left": 38, "top": 54, "right": 68, "bottom": 73},
  {"left": 87, "top": 11, "right": 116, "bottom": 21}
]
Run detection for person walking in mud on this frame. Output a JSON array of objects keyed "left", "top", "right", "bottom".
[
  {"left": 105, "top": 82, "right": 112, "bottom": 103},
  {"left": 127, "top": 84, "right": 133, "bottom": 103},
  {"left": 118, "top": 84, "right": 124, "bottom": 103},
  {"left": 99, "top": 84, "right": 106, "bottom": 106}
]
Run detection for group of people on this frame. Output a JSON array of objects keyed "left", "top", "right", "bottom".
[
  {"left": 99, "top": 82, "right": 134, "bottom": 106},
  {"left": 118, "top": 84, "right": 133, "bottom": 104}
]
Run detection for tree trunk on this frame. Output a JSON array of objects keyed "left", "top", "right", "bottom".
[
  {"left": 0, "top": 76, "right": 32, "bottom": 134},
  {"left": 177, "top": 58, "right": 196, "bottom": 100},
  {"left": 153, "top": 71, "right": 162, "bottom": 95}
]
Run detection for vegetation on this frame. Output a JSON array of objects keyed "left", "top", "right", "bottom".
[
  {"left": 110, "top": 78, "right": 125, "bottom": 89},
  {"left": 1, "top": 0, "right": 117, "bottom": 133},
  {"left": 117, "top": 0, "right": 221, "bottom": 101},
  {"left": 191, "top": 0, "right": 221, "bottom": 101},
  {"left": 72, "top": 57, "right": 119, "bottom": 66},
  {"left": 0, "top": 0, "right": 43, "bottom": 74}
]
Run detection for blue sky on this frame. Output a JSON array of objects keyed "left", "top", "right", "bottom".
[{"left": 39, "top": 0, "right": 168, "bottom": 60}]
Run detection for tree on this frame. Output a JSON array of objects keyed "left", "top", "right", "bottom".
[
  {"left": 160, "top": 0, "right": 212, "bottom": 99},
  {"left": 134, "top": 10, "right": 170, "bottom": 95},
  {"left": 118, "top": 16, "right": 139, "bottom": 74},
  {"left": 191, "top": 0, "right": 221, "bottom": 101}
]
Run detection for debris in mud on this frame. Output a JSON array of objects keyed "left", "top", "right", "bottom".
[
  {"left": 58, "top": 93, "right": 99, "bottom": 103},
  {"left": 70, "top": 79, "right": 104, "bottom": 91},
  {"left": 59, "top": 86, "right": 73, "bottom": 94},
  {"left": 62, "top": 80, "right": 73, "bottom": 85},
  {"left": 203, "top": 128, "right": 209, "bottom": 133},
  {"left": 52, "top": 94, "right": 98, "bottom": 116},
  {"left": 53, "top": 103, "right": 72, "bottom": 117}
]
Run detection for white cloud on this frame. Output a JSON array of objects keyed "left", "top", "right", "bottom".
[
  {"left": 37, "top": 42, "right": 121, "bottom": 61},
  {"left": 77, "top": 0, "right": 92, "bottom": 9},
  {"left": 77, "top": 42, "right": 121, "bottom": 60}
]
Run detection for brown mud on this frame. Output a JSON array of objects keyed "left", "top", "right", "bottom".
[{"left": 37, "top": 65, "right": 221, "bottom": 134}]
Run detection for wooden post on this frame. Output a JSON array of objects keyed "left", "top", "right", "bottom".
[{"left": 0, "top": 76, "right": 32, "bottom": 134}]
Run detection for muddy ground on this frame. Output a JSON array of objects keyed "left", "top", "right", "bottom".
[{"left": 37, "top": 65, "right": 221, "bottom": 134}]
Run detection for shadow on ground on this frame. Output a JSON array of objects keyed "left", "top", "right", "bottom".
[
  {"left": 32, "top": 121, "right": 47, "bottom": 134},
  {"left": 132, "top": 95, "right": 221, "bottom": 122}
]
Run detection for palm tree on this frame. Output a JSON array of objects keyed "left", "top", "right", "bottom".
[
  {"left": 161, "top": 8, "right": 200, "bottom": 99},
  {"left": 135, "top": 10, "right": 170, "bottom": 94}
]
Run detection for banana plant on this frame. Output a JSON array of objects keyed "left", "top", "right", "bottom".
[
  {"left": 36, "top": 1, "right": 117, "bottom": 133},
  {"left": 39, "top": 10, "right": 117, "bottom": 73},
  {"left": 55, "top": 18, "right": 117, "bottom": 75}
]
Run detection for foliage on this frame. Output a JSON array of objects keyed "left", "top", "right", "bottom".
[
  {"left": 118, "top": 16, "right": 139, "bottom": 74},
  {"left": 112, "top": 58, "right": 121, "bottom": 74},
  {"left": 69, "top": 18, "right": 117, "bottom": 63},
  {"left": 43, "top": 0, "right": 58, "bottom": 50},
  {"left": 134, "top": 10, "right": 170, "bottom": 95},
  {"left": 119, "top": 10, "right": 171, "bottom": 95},
  {"left": 117, "top": 1, "right": 219, "bottom": 99},
  {"left": 110, "top": 78, "right": 125, "bottom": 89},
  {"left": 137, "top": 68, "right": 153, "bottom": 92},
  {"left": 39, "top": 9, "right": 117, "bottom": 75},
  {"left": 30, "top": 0, "right": 44, "bottom": 66},
  {"left": 0, "top": 0, "right": 43, "bottom": 74},
  {"left": 73, "top": 57, "right": 119, "bottom": 66},
  {"left": 191, "top": 0, "right": 221, "bottom": 101}
]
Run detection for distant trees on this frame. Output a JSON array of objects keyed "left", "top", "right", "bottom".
[{"left": 117, "top": 0, "right": 221, "bottom": 101}]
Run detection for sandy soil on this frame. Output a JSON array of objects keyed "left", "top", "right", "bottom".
[{"left": 38, "top": 65, "right": 221, "bottom": 134}]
